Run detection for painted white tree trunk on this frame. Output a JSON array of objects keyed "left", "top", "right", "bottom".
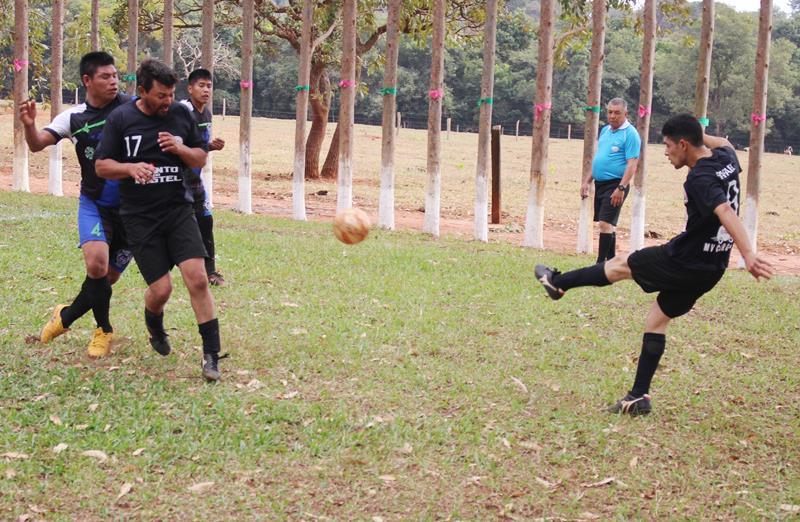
[
  {"left": 238, "top": 0, "right": 254, "bottom": 214},
  {"left": 378, "top": 0, "right": 402, "bottom": 229},
  {"left": 49, "top": 0, "right": 64, "bottom": 196},
  {"left": 474, "top": 0, "right": 499, "bottom": 242},
  {"left": 201, "top": 0, "right": 214, "bottom": 205},
  {"left": 49, "top": 144, "right": 63, "bottom": 196},
  {"left": 523, "top": 0, "right": 555, "bottom": 248},
  {"left": 292, "top": 0, "right": 313, "bottom": 220},
  {"left": 13, "top": 0, "right": 29, "bottom": 192},
  {"left": 424, "top": 0, "right": 446, "bottom": 237},
  {"left": 127, "top": 0, "right": 138, "bottom": 96},
  {"left": 202, "top": 156, "right": 213, "bottom": 209},
  {"left": 337, "top": 0, "right": 357, "bottom": 211}
]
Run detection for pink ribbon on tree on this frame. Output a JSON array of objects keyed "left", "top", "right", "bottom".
[
  {"left": 638, "top": 105, "right": 650, "bottom": 118},
  {"left": 339, "top": 80, "right": 356, "bottom": 88},
  {"left": 751, "top": 113, "right": 767, "bottom": 126},
  {"left": 428, "top": 89, "right": 444, "bottom": 100},
  {"left": 13, "top": 59, "right": 29, "bottom": 72},
  {"left": 240, "top": 80, "right": 253, "bottom": 89},
  {"left": 534, "top": 103, "right": 551, "bottom": 120}
]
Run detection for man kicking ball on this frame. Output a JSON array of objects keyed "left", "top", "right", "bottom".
[
  {"left": 95, "top": 59, "right": 225, "bottom": 381},
  {"left": 535, "top": 114, "right": 774, "bottom": 415}
]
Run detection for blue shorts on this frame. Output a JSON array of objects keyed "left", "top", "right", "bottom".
[{"left": 78, "top": 195, "right": 133, "bottom": 273}]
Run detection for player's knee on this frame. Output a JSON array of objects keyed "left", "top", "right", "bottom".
[
  {"left": 85, "top": 258, "right": 109, "bottom": 279},
  {"left": 149, "top": 280, "right": 173, "bottom": 304},
  {"left": 184, "top": 269, "right": 209, "bottom": 295},
  {"left": 604, "top": 254, "right": 631, "bottom": 282}
]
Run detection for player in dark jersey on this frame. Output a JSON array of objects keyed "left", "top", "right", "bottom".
[
  {"left": 19, "top": 51, "right": 132, "bottom": 358},
  {"left": 534, "top": 114, "right": 774, "bottom": 416},
  {"left": 180, "top": 68, "right": 227, "bottom": 286},
  {"left": 95, "top": 59, "right": 225, "bottom": 382}
]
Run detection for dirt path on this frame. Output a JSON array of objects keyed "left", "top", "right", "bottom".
[{"left": 3, "top": 170, "right": 798, "bottom": 275}]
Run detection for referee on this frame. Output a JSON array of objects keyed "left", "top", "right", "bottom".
[
  {"left": 95, "top": 59, "right": 225, "bottom": 381},
  {"left": 537, "top": 114, "right": 774, "bottom": 415},
  {"left": 581, "top": 98, "right": 641, "bottom": 263}
]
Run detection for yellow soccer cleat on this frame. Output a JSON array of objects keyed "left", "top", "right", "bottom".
[
  {"left": 87, "top": 328, "right": 113, "bottom": 358},
  {"left": 40, "top": 304, "right": 69, "bottom": 343}
]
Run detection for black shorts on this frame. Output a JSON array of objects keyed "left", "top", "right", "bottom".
[
  {"left": 594, "top": 179, "right": 629, "bottom": 226},
  {"left": 628, "top": 245, "right": 725, "bottom": 318},
  {"left": 122, "top": 204, "right": 208, "bottom": 285}
]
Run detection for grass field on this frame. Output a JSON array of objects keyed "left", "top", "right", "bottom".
[
  {"left": 2, "top": 111, "right": 800, "bottom": 251},
  {"left": 1, "top": 190, "right": 798, "bottom": 520}
]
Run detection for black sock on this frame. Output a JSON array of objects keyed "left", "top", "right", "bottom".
[
  {"left": 145, "top": 308, "right": 166, "bottom": 339},
  {"left": 597, "top": 233, "right": 613, "bottom": 264},
  {"left": 88, "top": 277, "right": 113, "bottom": 333},
  {"left": 607, "top": 232, "right": 616, "bottom": 261},
  {"left": 630, "top": 333, "right": 666, "bottom": 397},
  {"left": 552, "top": 262, "right": 611, "bottom": 292},
  {"left": 197, "top": 214, "right": 216, "bottom": 275},
  {"left": 60, "top": 276, "right": 95, "bottom": 328},
  {"left": 199, "top": 318, "right": 221, "bottom": 355}
]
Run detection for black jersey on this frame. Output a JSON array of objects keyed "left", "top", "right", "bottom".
[
  {"left": 665, "top": 146, "right": 742, "bottom": 272},
  {"left": 44, "top": 93, "right": 130, "bottom": 206},
  {"left": 95, "top": 100, "right": 208, "bottom": 216}
]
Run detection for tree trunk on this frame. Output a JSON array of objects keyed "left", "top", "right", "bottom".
[
  {"left": 49, "top": 0, "right": 64, "bottom": 196},
  {"left": 378, "top": 0, "right": 403, "bottom": 230},
  {"left": 163, "top": 0, "right": 174, "bottom": 67},
  {"left": 336, "top": 0, "right": 357, "bottom": 210},
  {"left": 741, "top": 0, "right": 773, "bottom": 262},
  {"left": 629, "top": 0, "right": 656, "bottom": 252},
  {"left": 693, "top": 0, "right": 714, "bottom": 127},
  {"left": 474, "top": 0, "right": 499, "bottom": 242},
  {"left": 91, "top": 0, "right": 100, "bottom": 51},
  {"left": 201, "top": 0, "right": 214, "bottom": 206},
  {"left": 523, "top": 0, "right": 555, "bottom": 248},
  {"left": 238, "top": 0, "right": 255, "bottom": 214},
  {"left": 127, "top": 0, "right": 138, "bottom": 96},
  {"left": 292, "top": 0, "right": 313, "bottom": 220},
  {"left": 576, "top": 0, "right": 606, "bottom": 254},
  {"left": 306, "top": 61, "right": 331, "bottom": 180},
  {"left": 321, "top": 123, "right": 340, "bottom": 180},
  {"left": 13, "top": 0, "right": 29, "bottom": 192},
  {"left": 424, "top": 0, "right": 446, "bottom": 237}
]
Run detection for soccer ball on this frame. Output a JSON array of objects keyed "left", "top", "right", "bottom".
[{"left": 333, "top": 207, "right": 371, "bottom": 245}]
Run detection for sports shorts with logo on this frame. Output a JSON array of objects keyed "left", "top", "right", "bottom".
[
  {"left": 77, "top": 194, "right": 133, "bottom": 273},
  {"left": 627, "top": 245, "right": 725, "bottom": 318}
]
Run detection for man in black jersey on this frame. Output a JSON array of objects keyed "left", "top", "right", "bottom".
[
  {"left": 95, "top": 59, "right": 225, "bottom": 382},
  {"left": 535, "top": 114, "right": 774, "bottom": 416},
  {"left": 19, "top": 51, "right": 132, "bottom": 358},
  {"left": 180, "top": 68, "right": 226, "bottom": 286}
]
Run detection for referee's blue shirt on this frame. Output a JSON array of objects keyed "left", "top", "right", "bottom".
[{"left": 591, "top": 119, "right": 641, "bottom": 182}]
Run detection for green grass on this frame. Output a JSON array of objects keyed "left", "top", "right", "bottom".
[{"left": 1, "top": 191, "right": 799, "bottom": 520}]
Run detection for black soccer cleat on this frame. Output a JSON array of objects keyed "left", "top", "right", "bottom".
[
  {"left": 202, "top": 352, "right": 228, "bottom": 382},
  {"left": 148, "top": 333, "right": 171, "bottom": 356},
  {"left": 608, "top": 393, "right": 652, "bottom": 416},
  {"left": 534, "top": 264, "right": 565, "bottom": 300}
]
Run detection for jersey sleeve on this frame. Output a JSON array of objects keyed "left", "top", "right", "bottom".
[
  {"left": 686, "top": 170, "right": 729, "bottom": 217},
  {"left": 624, "top": 127, "right": 641, "bottom": 160},
  {"left": 94, "top": 109, "right": 125, "bottom": 161},
  {"left": 43, "top": 109, "right": 73, "bottom": 142}
]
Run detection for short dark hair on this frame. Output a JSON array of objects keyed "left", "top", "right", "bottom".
[
  {"left": 79, "top": 52, "right": 115, "bottom": 81},
  {"left": 188, "top": 68, "right": 212, "bottom": 84},
  {"left": 662, "top": 114, "right": 704, "bottom": 147},
  {"left": 136, "top": 59, "right": 178, "bottom": 92}
]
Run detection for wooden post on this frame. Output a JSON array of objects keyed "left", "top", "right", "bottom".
[
  {"left": 629, "top": 0, "right": 657, "bottom": 252},
  {"left": 49, "top": 0, "right": 64, "bottom": 196},
  {"left": 163, "top": 0, "right": 174, "bottom": 67},
  {"left": 491, "top": 125, "right": 501, "bottom": 225},
  {"left": 222, "top": 97, "right": 226, "bottom": 119},
  {"left": 293, "top": 0, "right": 313, "bottom": 221},
  {"left": 424, "top": 0, "right": 446, "bottom": 237},
  {"left": 13, "top": 0, "right": 29, "bottom": 192},
  {"left": 523, "top": 0, "right": 555, "bottom": 248},
  {"left": 378, "top": 0, "right": 402, "bottom": 229},
  {"left": 91, "top": 0, "right": 100, "bottom": 51},
  {"left": 577, "top": 0, "right": 606, "bottom": 254},
  {"left": 201, "top": 0, "right": 214, "bottom": 207},
  {"left": 238, "top": 0, "right": 254, "bottom": 214},
  {"left": 396, "top": 112, "right": 401, "bottom": 136},
  {"left": 127, "top": 0, "right": 138, "bottom": 96},
  {"left": 337, "top": 0, "right": 357, "bottom": 210},
  {"left": 741, "top": 0, "right": 773, "bottom": 262},
  {"left": 515, "top": 120, "right": 520, "bottom": 140},
  {"left": 694, "top": 0, "right": 715, "bottom": 128},
  {"left": 567, "top": 124, "right": 571, "bottom": 141},
  {"left": 446, "top": 117, "right": 451, "bottom": 140},
  {"left": 75, "top": 87, "right": 79, "bottom": 104},
  {"left": 474, "top": 0, "right": 499, "bottom": 241}
]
